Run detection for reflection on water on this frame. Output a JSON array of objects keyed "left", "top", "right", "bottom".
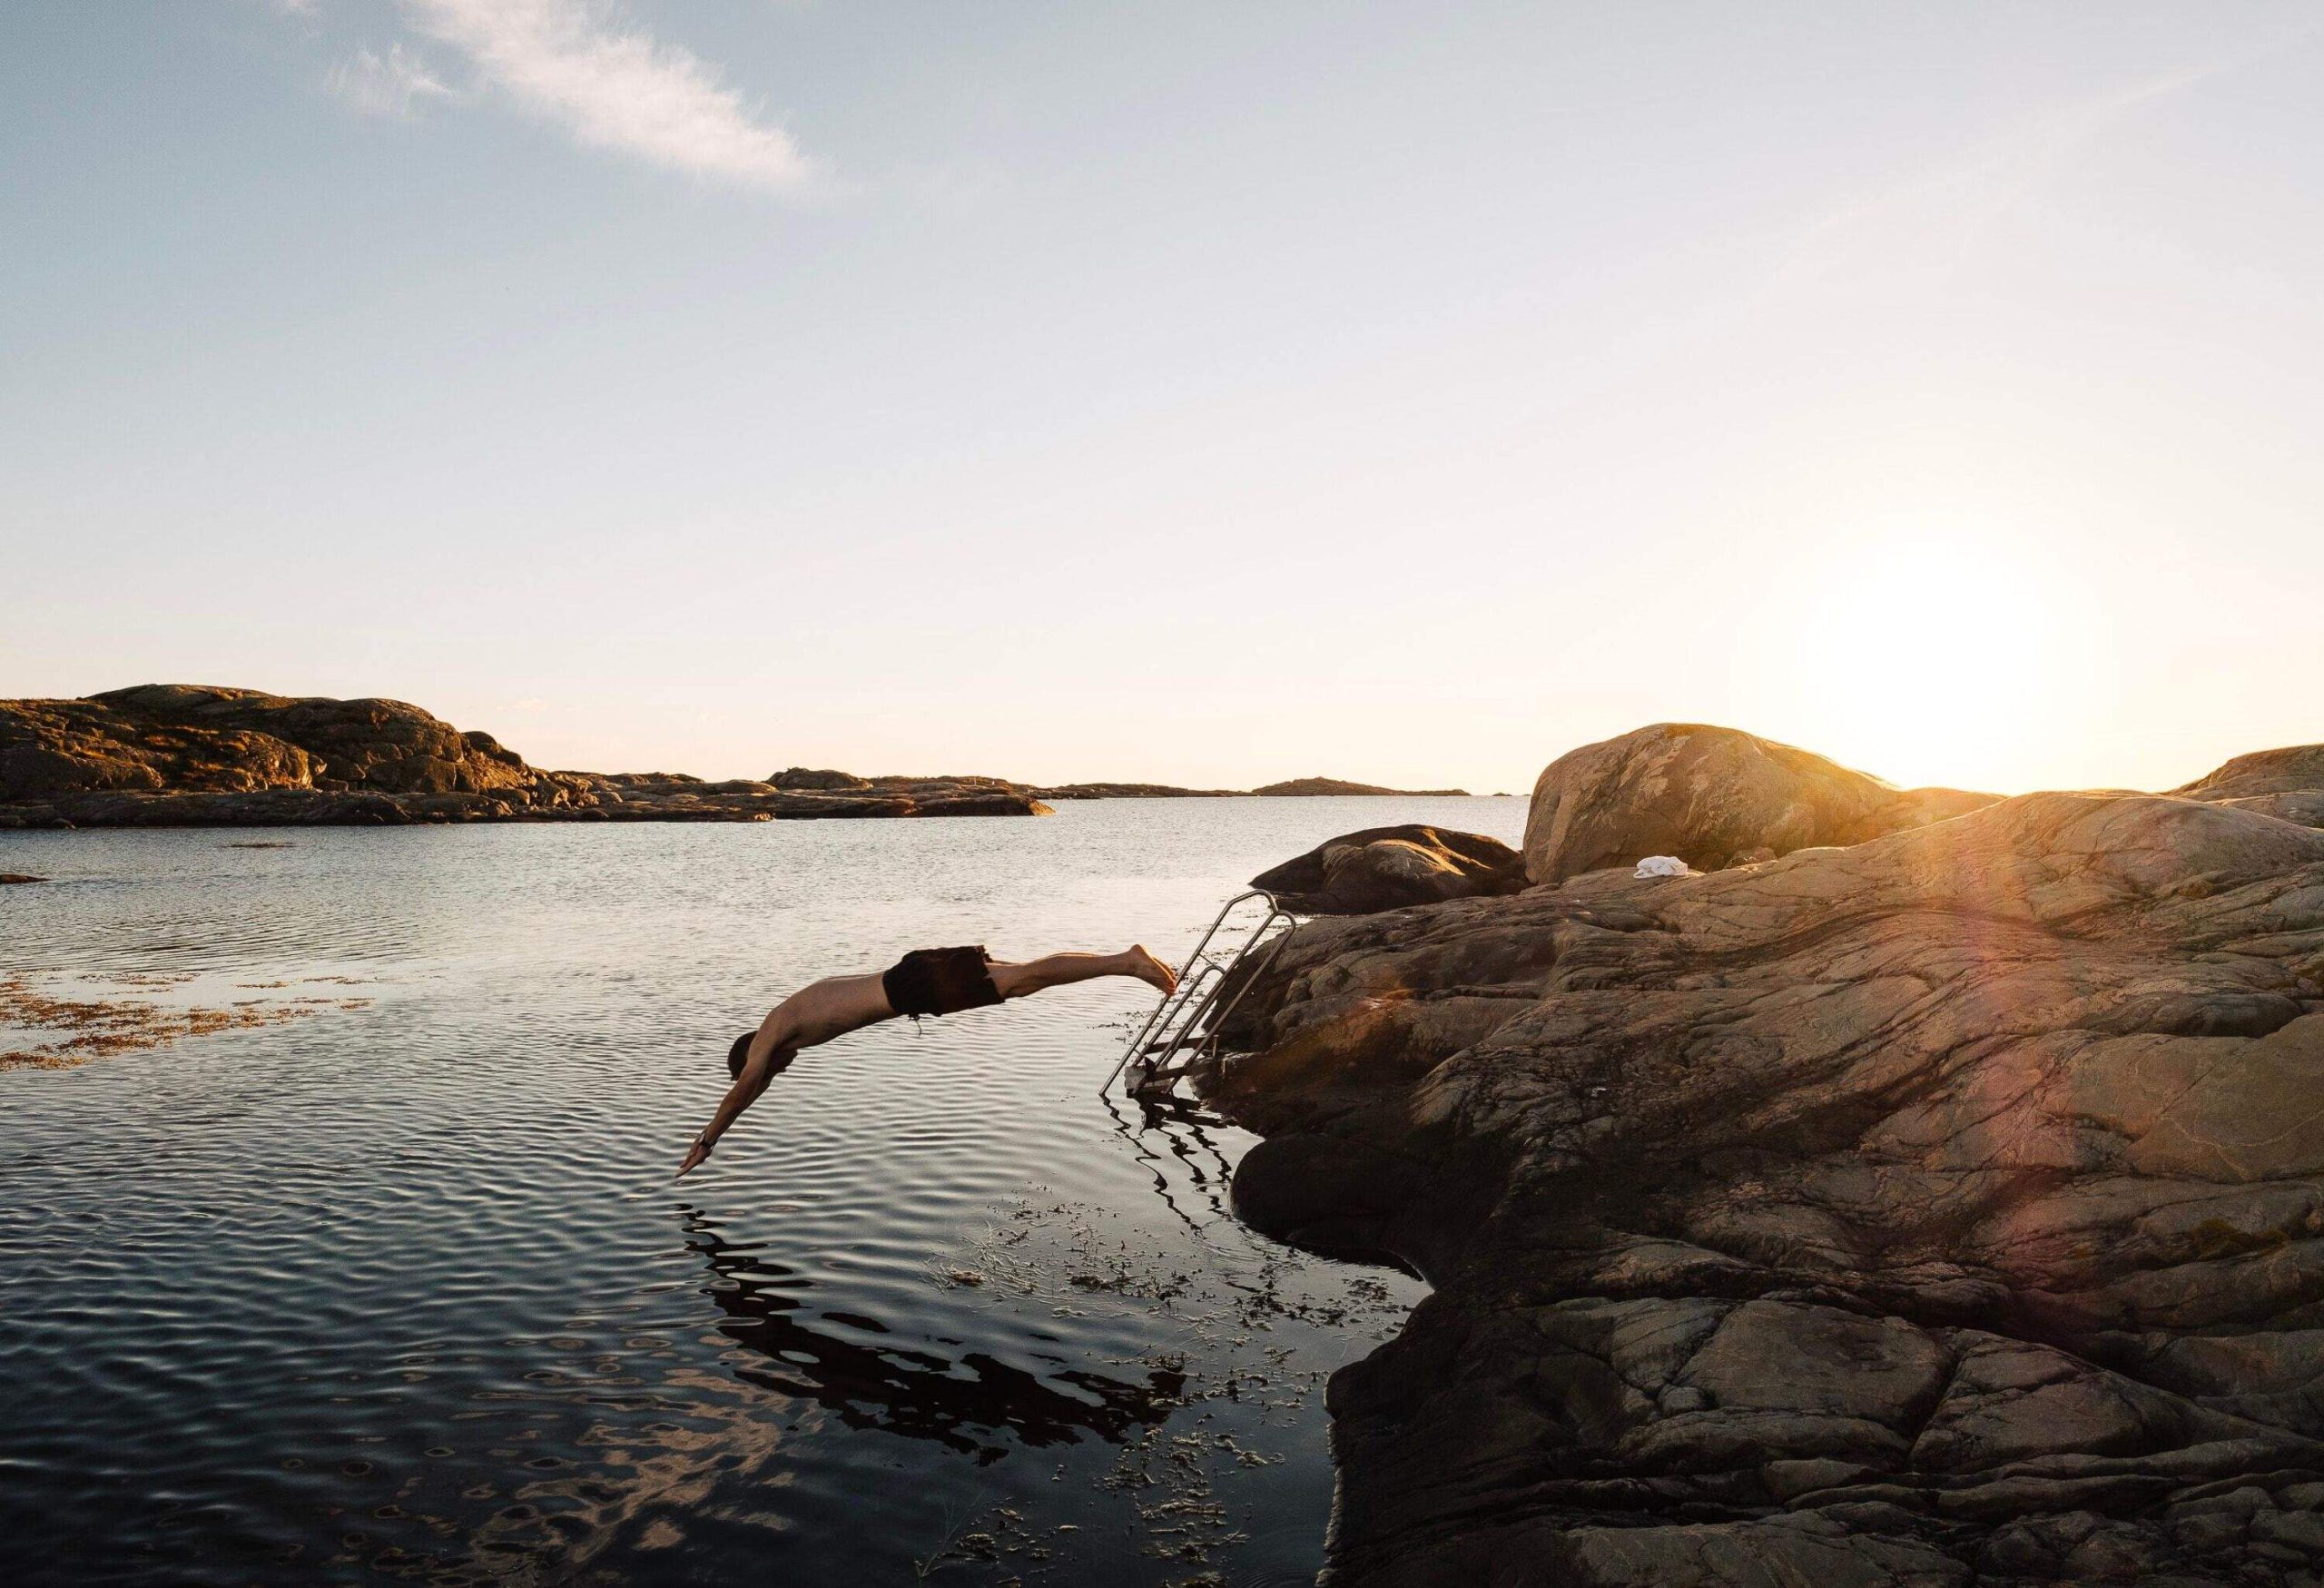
[
  {"left": 1108, "top": 1092, "right": 1287, "bottom": 1253},
  {"left": 683, "top": 1208, "right": 1187, "bottom": 1461},
  {"left": 0, "top": 799, "right": 1517, "bottom": 1584}
]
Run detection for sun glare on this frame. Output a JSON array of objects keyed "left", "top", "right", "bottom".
[{"left": 1759, "top": 531, "right": 2098, "bottom": 794}]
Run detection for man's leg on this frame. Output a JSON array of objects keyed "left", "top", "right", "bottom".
[{"left": 989, "top": 946, "right": 1177, "bottom": 999}]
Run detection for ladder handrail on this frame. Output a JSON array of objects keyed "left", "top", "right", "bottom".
[
  {"left": 1140, "top": 905, "right": 1296, "bottom": 1079},
  {"left": 1103, "top": 889, "right": 1303, "bottom": 1097},
  {"left": 1100, "top": 890, "right": 1270, "bottom": 1093},
  {"left": 1170, "top": 907, "right": 1297, "bottom": 1071}
]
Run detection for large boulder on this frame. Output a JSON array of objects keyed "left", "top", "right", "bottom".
[
  {"left": 1523, "top": 722, "right": 1994, "bottom": 883},
  {"left": 1251, "top": 824, "right": 1528, "bottom": 915},
  {"left": 0, "top": 699, "right": 314, "bottom": 799},
  {"left": 0, "top": 685, "right": 535, "bottom": 803},
  {"left": 84, "top": 684, "right": 537, "bottom": 795},
  {"left": 1209, "top": 745, "right": 2324, "bottom": 1588},
  {"left": 2175, "top": 744, "right": 2324, "bottom": 803},
  {"left": 2173, "top": 744, "right": 2324, "bottom": 831}
]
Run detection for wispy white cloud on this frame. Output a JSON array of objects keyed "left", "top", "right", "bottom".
[
  {"left": 403, "top": 0, "right": 811, "bottom": 189},
  {"left": 326, "top": 42, "right": 453, "bottom": 118}
]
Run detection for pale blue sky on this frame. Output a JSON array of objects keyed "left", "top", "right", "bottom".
[{"left": 5, "top": 3, "right": 2319, "bottom": 794}]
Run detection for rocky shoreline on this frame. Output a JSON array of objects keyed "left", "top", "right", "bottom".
[
  {"left": 0, "top": 686, "right": 1053, "bottom": 827},
  {"left": 1199, "top": 723, "right": 2324, "bottom": 1587},
  {"left": 0, "top": 686, "right": 1481, "bottom": 829}
]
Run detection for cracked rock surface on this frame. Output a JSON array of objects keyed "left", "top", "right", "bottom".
[{"left": 1211, "top": 731, "right": 2324, "bottom": 1587}]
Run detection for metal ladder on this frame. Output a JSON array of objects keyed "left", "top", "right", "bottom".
[{"left": 1101, "top": 889, "right": 1303, "bottom": 1099}]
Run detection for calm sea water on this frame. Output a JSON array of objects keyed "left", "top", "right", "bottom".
[{"left": 0, "top": 797, "right": 1522, "bottom": 1587}]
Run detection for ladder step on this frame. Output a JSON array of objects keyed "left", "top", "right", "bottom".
[{"left": 1102, "top": 889, "right": 1305, "bottom": 1100}]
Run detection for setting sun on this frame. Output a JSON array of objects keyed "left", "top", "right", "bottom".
[{"left": 1748, "top": 529, "right": 2109, "bottom": 794}]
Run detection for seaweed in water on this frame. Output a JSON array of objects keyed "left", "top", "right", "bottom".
[{"left": 0, "top": 974, "right": 370, "bottom": 1070}]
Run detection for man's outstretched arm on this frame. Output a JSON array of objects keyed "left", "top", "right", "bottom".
[{"left": 676, "top": 1041, "right": 793, "bottom": 1178}]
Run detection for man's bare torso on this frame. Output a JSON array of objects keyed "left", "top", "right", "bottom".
[{"left": 771, "top": 971, "right": 893, "bottom": 1051}]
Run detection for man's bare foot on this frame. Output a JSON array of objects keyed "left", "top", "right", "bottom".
[{"left": 1123, "top": 944, "right": 1177, "bottom": 994}]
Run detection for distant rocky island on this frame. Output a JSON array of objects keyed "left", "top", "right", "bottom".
[
  {"left": 1253, "top": 775, "right": 1472, "bottom": 797},
  {"left": 0, "top": 686, "right": 1482, "bottom": 828}
]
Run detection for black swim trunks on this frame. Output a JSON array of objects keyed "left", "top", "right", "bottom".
[{"left": 881, "top": 945, "right": 1004, "bottom": 1019}]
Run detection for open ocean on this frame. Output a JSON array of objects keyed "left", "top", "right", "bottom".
[{"left": 0, "top": 796, "right": 1522, "bottom": 1586}]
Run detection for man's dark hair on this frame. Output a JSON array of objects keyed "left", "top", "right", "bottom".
[{"left": 727, "top": 1031, "right": 755, "bottom": 1080}]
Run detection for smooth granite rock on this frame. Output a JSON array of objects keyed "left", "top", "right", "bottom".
[
  {"left": 1206, "top": 731, "right": 2324, "bottom": 1587},
  {"left": 1251, "top": 824, "right": 1529, "bottom": 915},
  {"left": 2173, "top": 747, "right": 2324, "bottom": 834},
  {"left": 1523, "top": 723, "right": 1995, "bottom": 884},
  {"left": 2175, "top": 746, "right": 2324, "bottom": 804}
]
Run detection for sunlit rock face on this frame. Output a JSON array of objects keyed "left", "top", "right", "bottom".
[
  {"left": 1215, "top": 735, "right": 2324, "bottom": 1587},
  {"left": 1523, "top": 722, "right": 1996, "bottom": 884},
  {"left": 2175, "top": 745, "right": 2324, "bottom": 833},
  {"left": 0, "top": 684, "right": 536, "bottom": 801},
  {"left": 0, "top": 686, "right": 1051, "bottom": 825}
]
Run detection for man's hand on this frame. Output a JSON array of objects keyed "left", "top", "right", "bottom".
[{"left": 675, "top": 1041, "right": 791, "bottom": 1179}]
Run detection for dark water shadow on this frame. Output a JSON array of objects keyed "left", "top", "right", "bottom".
[
  {"left": 1104, "top": 1091, "right": 1425, "bottom": 1280},
  {"left": 678, "top": 1208, "right": 1186, "bottom": 1465},
  {"left": 1099, "top": 1090, "right": 1241, "bottom": 1234}
]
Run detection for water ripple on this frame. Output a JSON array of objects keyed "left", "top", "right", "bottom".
[{"left": 0, "top": 800, "right": 1518, "bottom": 1583}]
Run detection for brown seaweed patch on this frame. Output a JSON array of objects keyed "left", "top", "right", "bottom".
[{"left": 0, "top": 975, "right": 371, "bottom": 1071}]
